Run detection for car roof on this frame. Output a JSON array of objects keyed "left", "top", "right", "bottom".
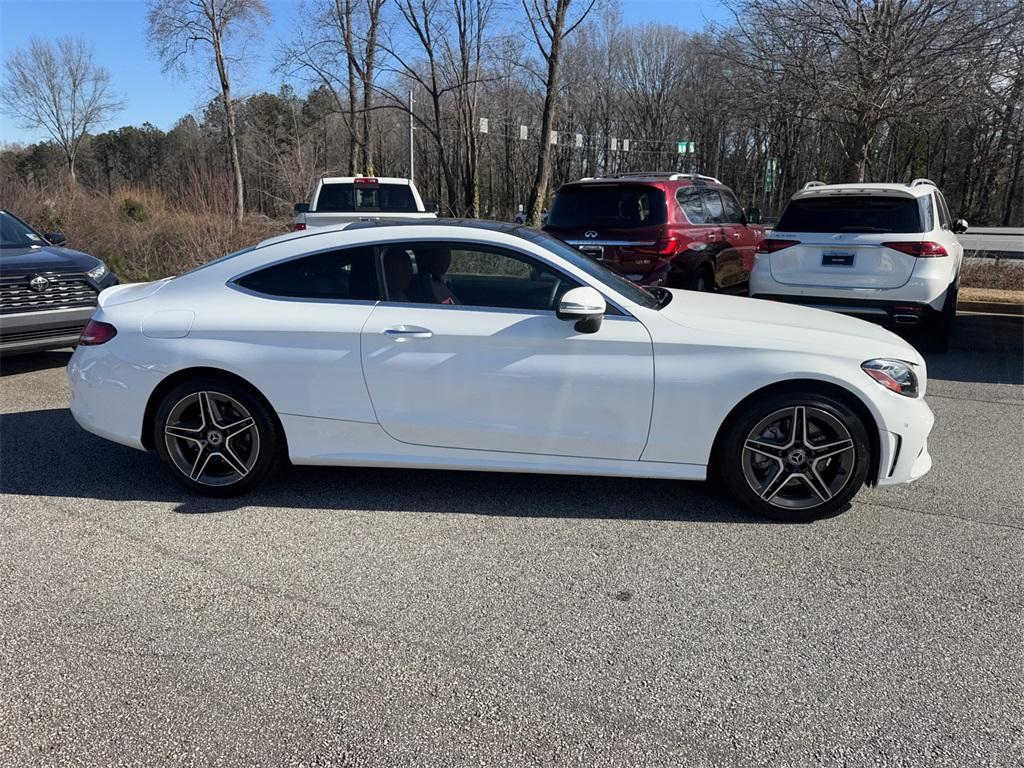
[
  {"left": 318, "top": 176, "right": 414, "bottom": 185},
  {"left": 793, "top": 182, "right": 935, "bottom": 201},
  {"left": 256, "top": 218, "right": 530, "bottom": 249}
]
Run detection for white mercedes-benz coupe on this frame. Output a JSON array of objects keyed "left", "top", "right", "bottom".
[{"left": 68, "top": 221, "right": 934, "bottom": 521}]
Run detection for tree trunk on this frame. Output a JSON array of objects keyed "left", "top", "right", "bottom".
[
  {"left": 525, "top": 1, "right": 573, "bottom": 227},
  {"left": 213, "top": 31, "right": 244, "bottom": 225}
]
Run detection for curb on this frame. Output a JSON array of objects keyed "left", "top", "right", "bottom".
[{"left": 959, "top": 300, "right": 1024, "bottom": 316}]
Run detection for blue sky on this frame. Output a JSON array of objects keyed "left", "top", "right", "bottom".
[{"left": 0, "top": 0, "right": 729, "bottom": 146}]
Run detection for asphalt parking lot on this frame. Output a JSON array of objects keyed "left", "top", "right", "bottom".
[{"left": 1, "top": 313, "right": 1021, "bottom": 767}]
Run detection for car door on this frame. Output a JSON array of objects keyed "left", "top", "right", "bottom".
[
  {"left": 720, "top": 188, "right": 758, "bottom": 285},
  {"left": 699, "top": 188, "right": 744, "bottom": 288},
  {"left": 675, "top": 186, "right": 725, "bottom": 276},
  {"left": 360, "top": 240, "right": 655, "bottom": 461}
]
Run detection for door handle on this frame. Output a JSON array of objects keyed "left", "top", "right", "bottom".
[
  {"left": 383, "top": 325, "right": 433, "bottom": 339},
  {"left": 706, "top": 232, "right": 719, "bottom": 241},
  {"left": 730, "top": 231, "right": 741, "bottom": 238}
]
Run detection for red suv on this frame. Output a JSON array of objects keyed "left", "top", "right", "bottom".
[{"left": 543, "top": 173, "right": 766, "bottom": 291}]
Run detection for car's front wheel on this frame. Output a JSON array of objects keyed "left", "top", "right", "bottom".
[
  {"left": 715, "top": 390, "right": 871, "bottom": 522},
  {"left": 154, "top": 378, "right": 282, "bottom": 497}
]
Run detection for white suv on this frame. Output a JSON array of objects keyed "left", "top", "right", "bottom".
[{"left": 750, "top": 180, "right": 967, "bottom": 350}]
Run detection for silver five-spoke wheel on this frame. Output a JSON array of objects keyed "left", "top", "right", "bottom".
[
  {"left": 740, "top": 405, "right": 856, "bottom": 510},
  {"left": 163, "top": 390, "right": 260, "bottom": 487}
]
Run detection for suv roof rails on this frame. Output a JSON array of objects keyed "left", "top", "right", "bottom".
[
  {"left": 589, "top": 171, "right": 723, "bottom": 184},
  {"left": 802, "top": 180, "right": 827, "bottom": 190},
  {"left": 910, "top": 178, "right": 936, "bottom": 188}
]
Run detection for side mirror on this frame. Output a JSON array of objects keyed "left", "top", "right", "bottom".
[
  {"left": 557, "top": 286, "right": 606, "bottom": 334},
  {"left": 294, "top": 202, "right": 310, "bottom": 215},
  {"left": 952, "top": 218, "right": 968, "bottom": 234},
  {"left": 745, "top": 207, "right": 761, "bottom": 225},
  {"left": 44, "top": 232, "right": 66, "bottom": 246},
  {"left": 424, "top": 201, "right": 440, "bottom": 214}
]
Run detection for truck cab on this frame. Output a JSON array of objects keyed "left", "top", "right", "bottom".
[{"left": 294, "top": 177, "right": 438, "bottom": 231}]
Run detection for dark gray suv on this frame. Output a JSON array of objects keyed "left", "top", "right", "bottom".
[{"left": 0, "top": 210, "right": 118, "bottom": 355}]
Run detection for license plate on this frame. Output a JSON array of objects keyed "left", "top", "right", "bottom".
[
  {"left": 822, "top": 251, "right": 855, "bottom": 267},
  {"left": 578, "top": 245, "right": 604, "bottom": 260}
]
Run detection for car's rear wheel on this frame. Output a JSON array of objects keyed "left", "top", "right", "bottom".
[
  {"left": 154, "top": 378, "right": 281, "bottom": 497},
  {"left": 715, "top": 390, "right": 871, "bottom": 522}
]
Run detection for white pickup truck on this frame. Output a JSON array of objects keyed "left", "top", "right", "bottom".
[{"left": 293, "top": 176, "right": 438, "bottom": 231}]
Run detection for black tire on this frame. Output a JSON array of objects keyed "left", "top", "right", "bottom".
[
  {"left": 925, "top": 282, "right": 957, "bottom": 353},
  {"left": 690, "top": 265, "right": 715, "bottom": 292},
  {"left": 153, "top": 377, "right": 283, "bottom": 497},
  {"left": 714, "top": 389, "right": 871, "bottom": 522}
]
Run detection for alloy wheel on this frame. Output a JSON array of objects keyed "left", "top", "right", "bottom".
[
  {"left": 163, "top": 390, "right": 260, "bottom": 487},
  {"left": 740, "top": 405, "right": 857, "bottom": 510}
]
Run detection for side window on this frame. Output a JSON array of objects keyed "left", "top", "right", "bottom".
[
  {"left": 720, "top": 190, "right": 745, "bottom": 224},
  {"left": 380, "top": 241, "right": 580, "bottom": 312},
  {"left": 935, "top": 192, "right": 951, "bottom": 229},
  {"left": 700, "top": 189, "right": 726, "bottom": 224},
  {"left": 677, "top": 188, "right": 706, "bottom": 224},
  {"left": 235, "top": 245, "right": 379, "bottom": 301}
]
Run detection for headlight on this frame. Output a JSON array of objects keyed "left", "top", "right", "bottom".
[
  {"left": 87, "top": 263, "right": 108, "bottom": 281},
  {"left": 861, "top": 359, "right": 919, "bottom": 397}
]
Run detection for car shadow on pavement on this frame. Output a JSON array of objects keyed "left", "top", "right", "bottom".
[
  {"left": 922, "top": 313, "right": 1023, "bottom": 385},
  {"left": 0, "top": 349, "right": 73, "bottom": 377},
  {"left": 0, "top": 407, "right": 782, "bottom": 524}
]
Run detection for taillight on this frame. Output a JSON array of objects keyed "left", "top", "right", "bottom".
[
  {"left": 629, "top": 236, "right": 681, "bottom": 256},
  {"left": 881, "top": 241, "right": 947, "bottom": 257},
  {"left": 292, "top": 222, "right": 307, "bottom": 231},
  {"left": 757, "top": 239, "right": 800, "bottom": 254},
  {"left": 78, "top": 320, "right": 117, "bottom": 346}
]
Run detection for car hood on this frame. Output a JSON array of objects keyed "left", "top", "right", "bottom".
[
  {"left": 0, "top": 245, "right": 102, "bottom": 275},
  {"left": 656, "top": 289, "right": 924, "bottom": 365}
]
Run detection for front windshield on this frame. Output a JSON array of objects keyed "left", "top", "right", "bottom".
[
  {"left": 516, "top": 228, "right": 662, "bottom": 309},
  {"left": 0, "top": 211, "right": 45, "bottom": 249}
]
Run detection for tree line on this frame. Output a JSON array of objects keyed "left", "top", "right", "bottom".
[{"left": 2, "top": 0, "right": 1022, "bottom": 227}]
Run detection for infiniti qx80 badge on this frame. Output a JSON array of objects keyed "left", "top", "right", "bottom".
[
  {"left": 584, "top": 230, "right": 598, "bottom": 238},
  {"left": 29, "top": 275, "right": 50, "bottom": 292}
]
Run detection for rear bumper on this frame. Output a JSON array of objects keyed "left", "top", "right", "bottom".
[
  {"left": 0, "top": 306, "right": 95, "bottom": 354},
  {"left": 749, "top": 294, "right": 945, "bottom": 329}
]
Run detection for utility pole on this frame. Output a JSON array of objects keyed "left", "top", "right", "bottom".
[{"left": 408, "top": 89, "right": 415, "bottom": 183}]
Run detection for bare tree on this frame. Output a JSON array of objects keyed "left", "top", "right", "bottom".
[
  {"left": 1, "top": 38, "right": 123, "bottom": 183},
  {"left": 281, "top": 0, "right": 387, "bottom": 174},
  {"left": 147, "top": 0, "right": 270, "bottom": 224},
  {"left": 726, "top": 0, "right": 1022, "bottom": 182},
  {"left": 522, "top": 0, "right": 597, "bottom": 225}
]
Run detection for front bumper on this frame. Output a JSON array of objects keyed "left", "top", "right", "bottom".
[
  {"left": 0, "top": 306, "right": 95, "bottom": 354},
  {"left": 875, "top": 395, "right": 934, "bottom": 486}
]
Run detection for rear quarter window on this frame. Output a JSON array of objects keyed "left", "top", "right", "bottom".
[{"left": 776, "top": 195, "right": 925, "bottom": 234}]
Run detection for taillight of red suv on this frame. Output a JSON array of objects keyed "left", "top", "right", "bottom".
[{"left": 623, "top": 236, "right": 682, "bottom": 256}]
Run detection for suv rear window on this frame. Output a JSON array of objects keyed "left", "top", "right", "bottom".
[
  {"left": 776, "top": 195, "right": 924, "bottom": 234},
  {"left": 547, "top": 184, "right": 667, "bottom": 229},
  {"left": 315, "top": 183, "right": 418, "bottom": 213}
]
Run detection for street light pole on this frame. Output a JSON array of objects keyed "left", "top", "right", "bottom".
[{"left": 408, "top": 90, "right": 415, "bottom": 183}]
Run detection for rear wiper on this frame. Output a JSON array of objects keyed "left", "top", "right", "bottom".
[{"left": 838, "top": 226, "right": 891, "bottom": 232}]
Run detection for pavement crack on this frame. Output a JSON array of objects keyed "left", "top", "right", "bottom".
[{"left": 866, "top": 500, "right": 1024, "bottom": 532}]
